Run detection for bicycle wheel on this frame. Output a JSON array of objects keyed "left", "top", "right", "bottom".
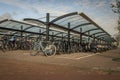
[
  {"left": 43, "top": 45, "right": 56, "bottom": 56},
  {"left": 0, "top": 41, "right": 5, "bottom": 52}
]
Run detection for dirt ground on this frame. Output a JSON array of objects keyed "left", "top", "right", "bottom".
[{"left": 0, "top": 48, "right": 120, "bottom": 80}]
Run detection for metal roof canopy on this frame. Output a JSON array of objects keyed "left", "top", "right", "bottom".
[
  {"left": 24, "top": 19, "right": 103, "bottom": 41},
  {"left": 50, "top": 12, "right": 114, "bottom": 42},
  {"left": 0, "top": 12, "right": 116, "bottom": 42},
  {"left": 0, "top": 19, "right": 79, "bottom": 41},
  {"left": 0, "top": 19, "right": 66, "bottom": 39}
]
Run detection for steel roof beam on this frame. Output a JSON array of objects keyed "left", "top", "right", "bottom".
[
  {"left": 23, "top": 18, "right": 45, "bottom": 25},
  {"left": 54, "top": 32, "right": 63, "bottom": 36},
  {"left": 91, "top": 32, "right": 105, "bottom": 35},
  {"left": 99, "top": 35, "right": 110, "bottom": 38},
  {"left": 0, "top": 19, "right": 8, "bottom": 24},
  {"left": 83, "top": 28, "right": 99, "bottom": 34},
  {"left": 51, "top": 12, "right": 78, "bottom": 23},
  {"left": 96, "top": 34, "right": 108, "bottom": 38},
  {"left": 24, "top": 26, "right": 43, "bottom": 31},
  {"left": 0, "top": 26, "right": 62, "bottom": 38},
  {"left": 12, "top": 26, "right": 44, "bottom": 35}
]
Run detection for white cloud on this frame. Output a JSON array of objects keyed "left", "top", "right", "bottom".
[
  {"left": 92, "top": 16, "right": 118, "bottom": 35},
  {"left": 12, "top": 11, "right": 17, "bottom": 16},
  {"left": 110, "top": 0, "right": 117, "bottom": 4},
  {"left": 33, "top": 4, "right": 73, "bottom": 16},
  {"left": 74, "top": 0, "right": 91, "bottom": 8},
  {"left": 0, "top": 13, "right": 12, "bottom": 21},
  {"left": 95, "top": 1, "right": 106, "bottom": 8},
  {"left": 0, "top": 0, "right": 38, "bottom": 13},
  {"left": 0, "top": 0, "right": 72, "bottom": 16}
]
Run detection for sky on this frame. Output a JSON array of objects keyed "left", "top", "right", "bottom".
[{"left": 0, "top": 0, "right": 118, "bottom": 36}]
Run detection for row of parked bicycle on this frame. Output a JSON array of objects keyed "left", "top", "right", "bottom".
[
  {"left": 55, "top": 40, "right": 117, "bottom": 53},
  {"left": 0, "top": 35, "right": 33, "bottom": 51},
  {"left": 0, "top": 35, "right": 117, "bottom": 56}
]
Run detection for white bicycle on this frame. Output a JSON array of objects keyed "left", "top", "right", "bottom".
[{"left": 30, "top": 41, "right": 56, "bottom": 56}]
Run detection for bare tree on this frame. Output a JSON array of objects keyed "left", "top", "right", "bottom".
[{"left": 111, "top": 0, "right": 120, "bottom": 45}]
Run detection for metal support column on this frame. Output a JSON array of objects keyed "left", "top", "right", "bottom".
[
  {"left": 100, "top": 38, "right": 102, "bottom": 45},
  {"left": 20, "top": 25, "right": 23, "bottom": 49},
  {"left": 72, "top": 38, "right": 74, "bottom": 42},
  {"left": 52, "top": 32, "right": 54, "bottom": 42},
  {"left": 93, "top": 34, "right": 95, "bottom": 42},
  {"left": 46, "top": 13, "right": 50, "bottom": 41},
  {"left": 68, "top": 22, "right": 70, "bottom": 53},
  {"left": 80, "top": 28, "right": 82, "bottom": 45},
  {"left": 39, "top": 29, "right": 41, "bottom": 40},
  {"left": 20, "top": 25, "right": 23, "bottom": 40},
  {"left": 62, "top": 33, "right": 63, "bottom": 41},
  {"left": 88, "top": 31, "right": 90, "bottom": 43},
  {"left": 98, "top": 39, "right": 100, "bottom": 44}
]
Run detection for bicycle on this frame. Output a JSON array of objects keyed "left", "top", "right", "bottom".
[
  {"left": 30, "top": 40, "right": 56, "bottom": 56},
  {"left": 0, "top": 40, "right": 5, "bottom": 52}
]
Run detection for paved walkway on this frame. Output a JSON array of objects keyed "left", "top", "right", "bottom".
[
  {"left": 0, "top": 48, "right": 120, "bottom": 80},
  {"left": 0, "top": 49, "right": 120, "bottom": 71}
]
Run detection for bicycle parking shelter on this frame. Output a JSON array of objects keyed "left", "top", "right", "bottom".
[{"left": 0, "top": 12, "right": 117, "bottom": 55}]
